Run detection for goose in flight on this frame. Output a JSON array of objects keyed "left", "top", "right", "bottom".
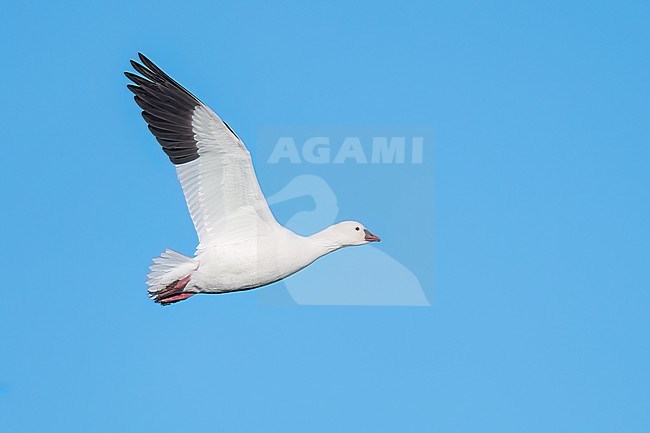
[{"left": 125, "top": 53, "right": 381, "bottom": 305}]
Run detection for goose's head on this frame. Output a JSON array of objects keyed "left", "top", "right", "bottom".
[{"left": 328, "top": 221, "right": 381, "bottom": 246}]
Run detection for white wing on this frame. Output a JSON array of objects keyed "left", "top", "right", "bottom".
[{"left": 126, "top": 53, "right": 279, "bottom": 251}]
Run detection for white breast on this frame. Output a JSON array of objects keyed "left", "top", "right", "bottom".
[{"left": 187, "top": 229, "right": 327, "bottom": 293}]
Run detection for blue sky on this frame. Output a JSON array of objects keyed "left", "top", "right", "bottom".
[{"left": 1, "top": 0, "right": 649, "bottom": 432}]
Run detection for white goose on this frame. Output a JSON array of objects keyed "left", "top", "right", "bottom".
[{"left": 125, "top": 53, "right": 381, "bottom": 305}]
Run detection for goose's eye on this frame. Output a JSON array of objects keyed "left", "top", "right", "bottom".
[{"left": 355, "top": 227, "right": 360, "bottom": 231}]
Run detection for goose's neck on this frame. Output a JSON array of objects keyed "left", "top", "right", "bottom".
[{"left": 303, "top": 227, "right": 343, "bottom": 260}]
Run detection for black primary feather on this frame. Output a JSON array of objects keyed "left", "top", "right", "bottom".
[{"left": 124, "top": 54, "right": 202, "bottom": 165}]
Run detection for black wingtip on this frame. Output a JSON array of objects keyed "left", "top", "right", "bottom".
[
  {"left": 124, "top": 71, "right": 154, "bottom": 87},
  {"left": 138, "top": 52, "right": 154, "bottom": 68},
  {"left": 125, "top": 53, "right": 202, "bottom": 165},
  {"left": 126, "top": 84, "right": 140, "bottom": 96}
]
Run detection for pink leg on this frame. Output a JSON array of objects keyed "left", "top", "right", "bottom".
[
  {"left": 152, "top": 275, "right": 194, "bottom": 305},
  {"left": 160, "top": 292, "right": 195, "bottom": 305},
  {"left": 174, "top": 275, "right": 191, "bottom": 289}
]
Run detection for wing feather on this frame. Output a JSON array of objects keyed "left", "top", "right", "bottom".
[{"left": 125, "top": 53, "right": 279, "bottom": 251}]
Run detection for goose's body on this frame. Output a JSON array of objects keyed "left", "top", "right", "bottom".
[
  {"left": 125, "top": 54, "right": 380, "bottom": 305},
  {"left": 190, "top": 228, "right": 340, "bottom": 294}
]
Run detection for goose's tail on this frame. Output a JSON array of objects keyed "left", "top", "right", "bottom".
[{"left": 146, "top": 249, "right": 199, "bottom": 305}]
